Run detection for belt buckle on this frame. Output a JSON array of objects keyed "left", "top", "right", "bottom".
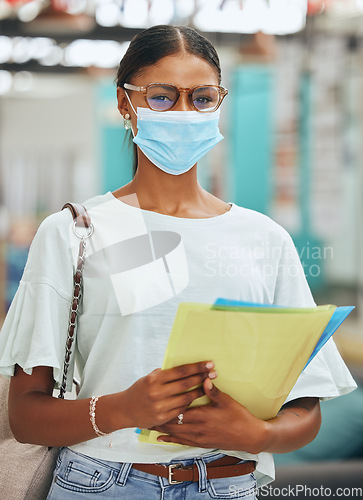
[{"left": 168, "top": 463, "right": 183, "bottom": 484}]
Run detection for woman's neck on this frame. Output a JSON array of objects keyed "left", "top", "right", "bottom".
[
  {"left": 112, "top": 154, "right": 230, "bottom": 219},
  {"left": 134, "top": 164, "right": 202, "bottom": 213}
]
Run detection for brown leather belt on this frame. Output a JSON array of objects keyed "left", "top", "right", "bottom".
[{"left": 132, "top": 456, "right": 256, "bottom": 485}]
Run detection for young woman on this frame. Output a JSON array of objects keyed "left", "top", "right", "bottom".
[{"left": 0, "top": 25, "right": 356, "bottom": 499}]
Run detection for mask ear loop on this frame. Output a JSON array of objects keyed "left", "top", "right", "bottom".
[{"left": 124, "top": 91, "right": 137, "bottom": 137}]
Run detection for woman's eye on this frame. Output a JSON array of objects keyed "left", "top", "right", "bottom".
[
  {"left": 149, "top": 94, "right": 173, "bottom": 102},
  {"left": 194, "top": 96, "right": 213, "bottom": 104}
]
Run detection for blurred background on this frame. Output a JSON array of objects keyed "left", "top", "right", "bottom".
[{"left": 0, "top": 0, "right": 362, "bottom": 494}]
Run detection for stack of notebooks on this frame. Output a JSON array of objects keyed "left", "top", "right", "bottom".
[{"left": 138, "top": 299, "right": 354, "bottom": 445}]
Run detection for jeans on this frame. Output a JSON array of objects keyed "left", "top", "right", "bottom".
[{"left": 46, "top": 447, "right": 257, "bottom": 499}]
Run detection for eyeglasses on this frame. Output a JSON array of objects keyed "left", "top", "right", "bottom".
[{"left": 123, "top": 82, "right": 228, "bottom": 113}]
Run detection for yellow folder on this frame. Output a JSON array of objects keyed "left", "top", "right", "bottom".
[{"left": 138, "top": 302, "right": 336, "bottom": 445}]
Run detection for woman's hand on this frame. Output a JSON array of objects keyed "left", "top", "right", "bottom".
[
  {"left": 8, "top": 362, "right": 215, "bottom": 447},
  {"left": 118, "top": 361, "right": 217, "bottom": 430},
  {"left": 152, "top": 378, "right": 268, "bottom": 453},
  {"left": 153, "top": 379, "right": 321, "bottom": 454}
]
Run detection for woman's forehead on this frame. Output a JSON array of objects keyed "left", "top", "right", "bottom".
[{"left": 132, "top": 53, "right": 219, "bottom": 87}]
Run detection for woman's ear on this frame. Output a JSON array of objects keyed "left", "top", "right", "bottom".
[{"left": 116, "top": 87, "right": 129, "bottom": 117}]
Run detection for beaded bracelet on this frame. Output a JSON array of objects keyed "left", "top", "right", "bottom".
[{"left": 89, "top": 396, "right": 112, "bottom": 447}]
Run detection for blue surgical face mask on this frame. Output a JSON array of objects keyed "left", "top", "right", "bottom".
[{"left": 125, "top": 95, "right": 223, "bottom": 175}]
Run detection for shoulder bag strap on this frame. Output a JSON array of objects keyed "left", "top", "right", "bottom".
[{"left": 58, "top": 203, "right": 93, "bottom": 399}]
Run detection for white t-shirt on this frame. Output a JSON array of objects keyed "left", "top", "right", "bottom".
[{"left": 0, "top": 192, "right": 356, "bottom": 487}]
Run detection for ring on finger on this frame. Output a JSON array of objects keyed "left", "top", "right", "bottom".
[{"left": 177, "top": 413, "right": 184, "bottom": 425}]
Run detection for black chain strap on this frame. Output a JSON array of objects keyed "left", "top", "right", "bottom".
[{"left": 58, "top": 204, "right": 93, "bottom": 399}]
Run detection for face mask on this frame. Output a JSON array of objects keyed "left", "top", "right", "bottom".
[{"left": 126, "top": 96, "right": 223, "bottom": 175}]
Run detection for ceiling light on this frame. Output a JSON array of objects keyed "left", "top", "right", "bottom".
[
  {"left": 149, "top": 0, "right": 174, "bottom": 25},
  {"left": 12, "top": 37, "right": 33, "bottom": 64},
  {"left": 175, "top": 0, "right": 195, "bottom": 19},
  {"left": 17, "top": 0, "right": 42, "bottom": 22},
  {"left": 95, "top": 1, "right": 121, "bottom": 27},
  {"left": 63, "top": 39, "right": 125, "bottom": 68},
  {"left": 38, "top": 45, "right": 64, "bottom": 66},
  {"left": 91, "top": 40, "right": 124, "bottom": 68},
  {"left": 0, "top": 36, "right": 12, "bottom": 64},
  {"left": 66, "top": 0, "right": 88, "bottom": 15},
  {"left": 64, "top": 39, "right": 93, "bottom": 67},
  {"left": 194, "top": 0, "right": 307, "bottom": 35},
  {"left": 262, "top": 0, "right": 307, "bottom": 34},
  {"left": 122, "top": 0, "right": 149, "bottom": 28},
  {"left": 28, "top": 37, "right": 57, "bottom": 59},
  {"left": 194, "top": 0, "right": 231, "bottom": 33},
  {"left": 0, "top": 70, "right": 12, "bottom": 95}
]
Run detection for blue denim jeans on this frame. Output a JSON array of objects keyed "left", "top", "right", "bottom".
[{"left": 46, "top": 447, "right": 257, "bottom": 499}]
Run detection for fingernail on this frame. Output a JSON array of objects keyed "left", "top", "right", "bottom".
[
  {"left": 206, "top": 378, "right": 213, "bottom": 390},
  {"left": 206, "top": 362, "right": 214, "bottom": 369},
  {"left": 209, "top": 370, "right": 218, "bottom": 379}
]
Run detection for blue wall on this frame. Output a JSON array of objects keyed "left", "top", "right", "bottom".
[
  {"left": 230, "top": 65, "right": 273, "bottom": 215},
  {"left": 229, "top": 66, "right": 324, "bottom": 290},
  {"left": 96, "top": 81, "right": 133, "bottom": 193}
]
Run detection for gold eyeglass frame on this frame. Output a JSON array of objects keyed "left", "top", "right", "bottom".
[{"left": 123, "top": 82, "right": 228, "bottom": 113}]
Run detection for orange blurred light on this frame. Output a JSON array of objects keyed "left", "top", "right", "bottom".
[
  {"left": 307, "top": 0, "right": 325, "bottom": 15},
  {"left": 4, "top": 0, "right": 32, "bottom": 4}
]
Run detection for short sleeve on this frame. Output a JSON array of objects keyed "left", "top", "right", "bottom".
[
  {"left": 273, "top": 230, "right": 357, "bottom": 401},
  {"left": 0, "top": 209, "right": 77, "bottom": 390},
  {"left": 285, "top": 338, "right": 357, "bottom": 403}
]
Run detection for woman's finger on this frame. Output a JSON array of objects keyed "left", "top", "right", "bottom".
[
  {"left": 167, "top": 385, "right": 207, "bottom": 410},
  {"left": 160, "top": 361, "right": 214, "bottom": 384},
  {"left": 161, "top": 371, "right": 217, "bottom": 398}
]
